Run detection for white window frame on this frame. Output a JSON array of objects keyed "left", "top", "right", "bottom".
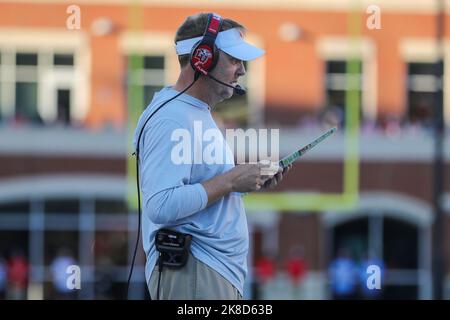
[
  {"left": 399, "top": 38, "right": 450, "bottom": 126},
  {"left": 0, "top": 28, "right": 90, "bottom": 124},
  {"left": 317, "top": 36, "right": 377, "bottom": 121},
  {"left": 322, "top": 191, "right": 433, "bottom": 299}
]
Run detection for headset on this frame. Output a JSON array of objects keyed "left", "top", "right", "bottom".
[
  {"left": 126, "top": 13, "right": 246, "bottom": 300},
  {"left": 190, "top": 13, "right": 247, "bottom": 95},
  {"left": 190, "top": 13, "right": 222, "bottom": 76}
]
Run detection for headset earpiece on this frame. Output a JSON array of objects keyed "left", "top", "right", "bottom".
[
  {"left": 190, "top": 39, "right": 218, "bottom": 76},
  {"left": 190, "top": 13, "right": 222, "bottom": 76}
]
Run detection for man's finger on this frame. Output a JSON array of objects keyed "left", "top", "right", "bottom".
[
  {"left": 282, "top": 164, "right": 292, "bottom": 174},
  {"left": 275, "top": 172, "right": 283, "bottom": 183},
  {"left": 263, "top": 178, "right": 276, "bottom": 189},
  {"left": 268, "top": 179, "right": 277, "bottom": 188}
]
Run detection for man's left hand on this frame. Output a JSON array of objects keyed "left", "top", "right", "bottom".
[{"left": 262, "top": 164, "right": 292, "bottom": 190}]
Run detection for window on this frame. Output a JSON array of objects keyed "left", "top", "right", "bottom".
[
  {"left": 53, "top": 54, "right": 74, "bottom": 66},
  {"left": 330, "top": 214, "right": 423, "bottom": 300},
  {"left": 0, "top": 201, "right": 30, "bottom": 214},
  {"left": 333, "top": 217, "right": 368, "bottom": 261},
  {"left": 127, "top": 54, "right": 165, "bottom": 108},
  {"left": 44, "top": 198, "right": 79, "bottom": 214},
  {"left": 16, "top": 53, "right": 38, "bottom": 66},
  {"left": 0, "top": 50, "right": 76, "bottom": 125},
  {"left": 143, "top": 56, "right": 164, "bottom": 69},
  {"left": 407, "top": 62, "right": 438, "bottom": 126},
  {"left": 15, "top": 82, "right": 38, "bottom": 121},
  {"left": 383, "top": 217, "right": 418, "bottom": 269},
  {"left": 324, "top": 60, "right": 363, "bottom": 126},
  {"left": 95, "top": 198, "right": 128, "bottom": 214},
  {"left": 15, "top": 52, "right": 39, "bottom": 122},
  {"left": 143, "top": 56, "right": 165, "bottom": 105},
  {"left": 56, "top": 89, "right": 71, "bottom": 125},
  {"left": 44, "top": 231, "right": 79, "bottom": 265}
]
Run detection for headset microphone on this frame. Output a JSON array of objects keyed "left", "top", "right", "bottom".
[
  {"left": 207, "top": 74, "right": 247, "bottom": 95},
  {"left": 233, "top": 84, "right": 246, "bottom": 96}
]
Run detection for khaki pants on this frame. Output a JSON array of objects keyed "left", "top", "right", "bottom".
[{"left": 148, "top": 252, "right": 242, "bottom": 300}]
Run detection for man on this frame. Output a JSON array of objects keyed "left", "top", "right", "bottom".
[{"left": 134, "top": 12, "right": 290, "bottom": 300}]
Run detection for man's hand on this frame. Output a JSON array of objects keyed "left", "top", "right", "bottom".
[
  {"left": 229, "top": 162, "right": 276, "bottom": 192},
  {"left": 201, "top": 161, "right": 290, "bottom": 208},
  {"left": 261, "top": 163, "right": 292, "bottom": 190}
]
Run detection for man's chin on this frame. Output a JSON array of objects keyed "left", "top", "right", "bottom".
[{"left": 222, "top": 89, "right": 234, "bottom": 100}]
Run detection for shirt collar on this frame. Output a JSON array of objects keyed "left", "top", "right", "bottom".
[{"left": 166, "top": 86, "right": 211, "bottom": 111}]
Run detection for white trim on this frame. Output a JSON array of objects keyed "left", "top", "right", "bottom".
[
  {"left": 0, "top": 127, "right": 126, "bottom": 156},
  {"left": 322, "top": 191, "right": 433, "bottom": 227},
  {"left": 399, "top": 39, "right": 440, "bottom": 62},
  {"left": 6, "top": 0, "right": 450, "bottom": 13},
  {"left": 0, "top": 175, "right": 126, "bottom": 202},
  {"left": 39, "top": 67, "right": 75, "bottom": 122},
  {"left": 0, "top": 28, "right": 91, "bottom": 123},
  {"left": 317, "top": 37, "right": 375, "bottom": 58},
  {"left": 317, "top": 37, "right": 377, "bottom": 120},
  {"left": 279, "top": 127, "right": 450, "bottom": 162},
  {"left": 0, "top": 28, "right": 86, "bottom": 50},
  {"left": 0, "top": 52, "right": 15, "bottom": 117},
  {"left": 75, "top": 43, "right": 91, "bottom": 123},
  {"left": 399, "top": 38, "right": 450, "bottom": 126},
  {"left": 0, "top": 126, "right": 447, "bottom": 160}
]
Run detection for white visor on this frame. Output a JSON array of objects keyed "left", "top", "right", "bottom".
[{"left": 175, "top": 28, "right": 265, "bottom": 61}]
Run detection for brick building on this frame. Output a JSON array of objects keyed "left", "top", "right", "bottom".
[{"left": 0, "top": 0, "right": 449, "bottom": 299}]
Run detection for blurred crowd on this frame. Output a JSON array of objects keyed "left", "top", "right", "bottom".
[
  {"left": 0, "top": 248, "right": 28, "bottom": 300},
  {"left": 0, "top": 247, "right": 79, "bottom": 300}
]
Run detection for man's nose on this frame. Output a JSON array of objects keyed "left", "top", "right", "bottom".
[{"left": 237, "top": 61, "right": 246, "bottom": 77}]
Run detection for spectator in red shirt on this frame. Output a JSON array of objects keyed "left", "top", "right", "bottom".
[{"left": 7, "top": 249, "right": 29, "bottom": 300}]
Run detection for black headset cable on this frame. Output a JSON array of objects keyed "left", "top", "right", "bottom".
[{"left": 126, "top": 77, "right": 198, "bottom": 299}]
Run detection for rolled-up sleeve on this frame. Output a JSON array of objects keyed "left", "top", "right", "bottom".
[{"left": 138, "top": 118, "right": 208, "bottom": 225}]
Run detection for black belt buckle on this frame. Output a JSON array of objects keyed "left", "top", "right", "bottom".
[{"left": 155, "top": 228, "right": 192, "bottom": 268}]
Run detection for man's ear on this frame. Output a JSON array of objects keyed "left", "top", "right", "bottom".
[
  {"left": 179, "top": 63, "right": 195, "bottom": 79},
  {"left": 181, "top": 62, "right": 192, "bottom": 72}
]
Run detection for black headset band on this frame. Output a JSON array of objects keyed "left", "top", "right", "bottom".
[{"left": 190, "top": 13, "right": 223, "bottom": 75}]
